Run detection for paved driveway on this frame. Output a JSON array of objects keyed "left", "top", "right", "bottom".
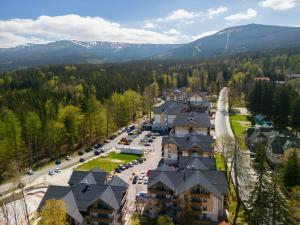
[{"left": 215, "top": 87, "right": 256, "bottom": 205}]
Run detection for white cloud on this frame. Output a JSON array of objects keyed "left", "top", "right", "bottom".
[
  {"left": 192, "top": 30, "right": 218, "bottom": 40},
  {"left": 156, "top": 9, "right": 202, "bottom": 25},
  {"left": 164, "top": 28, "right": 182, "bottom": 35},
  {"left": 142, "top": 22, "right": 159, "bottom": 29},
  {"left": 225, "top": 8, "right": 257, "bottom": 22},
  {"left": 207, "top": 6, "right": 228, "bottom": 19},
  {"left": 259, "top": 0, "right": 297, "bottom": 10},
  {"left": 0, "top": 14, "right": 189, "bottom": 48},
  {"left": 163, "top": 9, "right": 200, "bottom": 21}
]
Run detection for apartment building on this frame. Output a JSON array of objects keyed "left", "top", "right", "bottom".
[
  {"left": 162, "top": 132, "right": 214, "bottom": 166},
  {"left": 171, "top": 111, "right": 211, "bottom": 137},
  {"left": 162, "top": 88, "right": 188, "bottom": 101},
  {"left": 38, "top": 168, "right": 129, "bottom": 225},
  {"left": 147, "top": 157, "right": 229, "bottom": 224}
]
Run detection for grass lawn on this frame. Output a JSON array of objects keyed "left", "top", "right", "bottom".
[
  {"left": 76, "top": 152, "right": 140, "bottom": 172},
  {"left": 230, "top": 114, "right": 251, "bottom": 149},
  {"left": 215, "top": 153, "right": 225, "bottom": 171}
]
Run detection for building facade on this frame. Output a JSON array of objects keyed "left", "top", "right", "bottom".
[
  {"left": 162, "top": 133, "right": 214, "bottom": 166},
  {"left": 38, "top": 168, "right": 129, "bottom": 225},
  {"left": 146, "top": 158, "right": 228, "bottom": 224}
]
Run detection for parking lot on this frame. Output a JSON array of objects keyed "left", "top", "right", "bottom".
[{"left": 0, "top": 125, "right": 163, "bottom": 225}]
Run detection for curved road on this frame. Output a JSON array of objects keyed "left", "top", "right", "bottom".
[
  {"left": 215, "top": 87, "right": 255, "bottom": 205},
  {"left": 0, "top": 132, "right": 129, "bottom": 195},
  {"left": 215, "top": 87, "right": 234, "bottom": 140}
]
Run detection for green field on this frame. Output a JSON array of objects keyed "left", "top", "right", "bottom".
[
  {"left": 230, "top": 114, "right": 251, "bottom": 149},
  {"left": 76, "top": 152, "right": 140, "bottom": 172},
  {"left": 215, "top": 153, "right": 225, "bottom": 171},
  {"left": 230, "top": 114, "right": 251, "bottom": 137}
]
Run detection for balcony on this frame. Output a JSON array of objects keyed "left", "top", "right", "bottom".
[
  {"left": 191, "top": 193, "right": 210, "bottom": 198},
  {"left": 191, "top": 201, "right": 203, "bottom": 206},
  {"left": 90, "top": 216, "right": 113, "bottom": 223},
  {"left": 90, "top": 208, "right": 113, "bottom": 214}
]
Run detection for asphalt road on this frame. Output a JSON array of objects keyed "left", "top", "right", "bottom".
[
  {"left": 0, "top": 131, "right": 129, "bottom": 195},
  {"left": 215, "top": 87, "right": 234, "bottom": 140},
  {"left": 215, "top": 87, "right": 256, "bottom": 205}
]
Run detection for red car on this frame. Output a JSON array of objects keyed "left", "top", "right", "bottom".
[{"left": 146, "top": 170, "right": 151, "bottom": 177}]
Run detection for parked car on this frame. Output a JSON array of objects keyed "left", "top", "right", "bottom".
[
  {"left": 78, "top": 151, "right": 84, "bottom": 156},
  {"left": 48, "top": 170, "right": 55, "bottom": 176},
  {"left": 55, "top": 159, "right": 61, "bottom": 165},
  {"left": 104, "top": 139, "right": 110, "bottom": 143},
  {"left": 124, "top": 164, "right": 130, "bottom": 169},
  {"left": 137, "top": 158, "right": 144, "bottom": 164},
  {"left": 148, "top": 139, "right": 153, "bottom": 143},
  {"left": 65, "top": 155, "right": 72, "bottom": 161},
  {"left": 146, "top": 170, "right": 151, "bottom": 176},
  {"left": 101, "top": 153, "right": 109, "bottom": 158},
  {"left": 27, "top": 170, "right": 34, "bottom": 175},
  {"left": 138, "top": 176, "right": 143, "bottom": 184},
  {"left": 115, "top": 168, "right": 122, "bottom": 173},
  {"left": 85, "top": 148, "right": 91, "bottom": 153},
  {"left": 79, "top": 158, "right": 85, "bottom": 163},
  {"left": 140, "top": 138, "right": 147, "bottom": 143},
  {"left": 55, "top": 167, "right": 62, "bottom": 173},
  {"left": 132, "top": 160, "right": 138, "bottom": 165},
  {"left": 144, "top": 143, "right": 150, "bottom": 146},
  {"left": 132, "top": 175, "right": 138, "bottom": 184},
  {"left": 94, "top": 150, "right": 100, "bottom": 156},
  {"left": 94, "top": 143, "right": 103, "bottom": 148},
  {"left": 144, "top": 177, "right": 148, "bottom": 184},
  {"left": 141, "top": 171, "right": 145, "bottom": 176}
]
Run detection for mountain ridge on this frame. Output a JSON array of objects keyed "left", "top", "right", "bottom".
[{"left": 1, "top": 24, "right": 300, "bottom": 71}]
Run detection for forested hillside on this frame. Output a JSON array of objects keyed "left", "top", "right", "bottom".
[{"left": 1, "top": 50, "right": 300, "bottom": 181}]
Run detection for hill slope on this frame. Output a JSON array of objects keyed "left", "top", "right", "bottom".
[
  {"left": 157, "top": 24, "right": 300, "bottom": 59},
  {"left": 1, "top": 24, "right": 300, "bottom": 71},
  {"left": 0, "top": 41, "right": 180, "bottom": 71}
]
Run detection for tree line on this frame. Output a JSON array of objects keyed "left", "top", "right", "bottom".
[
  {"left": 1, "top": 49, "right": 300, "bottom": 182},
  {"left": 0, "top": 64, "right": 161, "bottom": 181},
  {"left": 247, "top": 81, "right": 300, "bottom": 131}
]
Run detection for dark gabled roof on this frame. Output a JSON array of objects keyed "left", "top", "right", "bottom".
[
  {"left": 38, "top": 169, "right": 128, "bottom": 224},
  {"left": 177, "top": 170, "right": 223, "bottom": 198},
  {"left": 173, "top": 111, "right": 211, "bottom": 128},
  {"left": 37, "top": 185, "right": 84, "bottom": 224},
  {"left": 154, "top": 101, "right": 187, "bottom": 114},
  {"left": 268, "top": 134, "right": 289, "bottom": 154},
  {"left": 162, "top": 133, "right": 214, "bottom": 152},
  {"left": 148, "top": 165, "right": 228, "bottom": 198},
  {"left": 178, "top": 156, "right": 216, "bottom": 170},
  {"left": 268, "top": 134, "right": 300, "bottom": 154},
  {"left": 246, "top": 127, "right": 274, "bottom": 143},
  {"left": 106, "top": 176, "right": 129, "bottom": 188},
  {"left": 148, "top": 170, "right": 184, "bottom": 191},
  {"left": 68, "top": 168, "right": 107, "bottom": 186}
]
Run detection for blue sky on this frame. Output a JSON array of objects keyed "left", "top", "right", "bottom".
[{"left": 0, "top": 0, "right": 299, "bottom": 47}]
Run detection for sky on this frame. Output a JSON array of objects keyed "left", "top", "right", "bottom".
[{"left": 0, "top": 0, "right": 299, "bottom": 48}]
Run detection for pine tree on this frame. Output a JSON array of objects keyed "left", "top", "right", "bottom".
[
  {"left": 282, "top": 150, "right": 300, "bottom": 188},
  {"left": 247, "top": 144, "right": 272, "bottom": 225},
  {"left": 269, "top": 172, "right": 294, "bottom": 225}
]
